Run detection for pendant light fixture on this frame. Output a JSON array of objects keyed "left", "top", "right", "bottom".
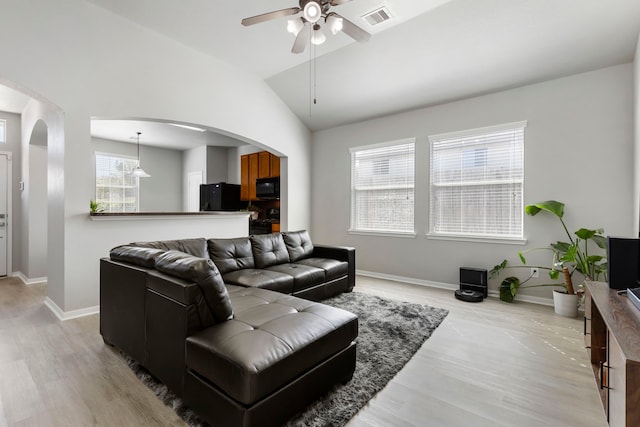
[{"left": 131, "top": 131, "right": 150, "bottom": 178}]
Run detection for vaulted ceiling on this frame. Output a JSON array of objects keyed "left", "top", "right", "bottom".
[
  {"left": 86, "top": 0, "right": 640, "bottom": 132},
  {"left": 3, "top": 0, "right": 640, "bottom": 145}
]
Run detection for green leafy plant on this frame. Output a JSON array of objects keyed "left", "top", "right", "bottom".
[
  {"left": 490, "top": 200, "right": 607, "bottom": 302},
  {"left": 89, "top": 199, "right": 104, "bottom": 214}
]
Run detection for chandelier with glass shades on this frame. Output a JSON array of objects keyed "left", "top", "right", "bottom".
[{"left": 242, "top": 0, "right": 371, "bottom": 54}]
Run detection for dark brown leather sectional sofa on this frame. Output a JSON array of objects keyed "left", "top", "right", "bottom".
[{"left": 100, "top": 230, "right": 357, "bottom": 427}]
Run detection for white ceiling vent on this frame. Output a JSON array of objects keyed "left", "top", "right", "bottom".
[{"left": 362, "top": 6, "right": 393, "bottom": 27}]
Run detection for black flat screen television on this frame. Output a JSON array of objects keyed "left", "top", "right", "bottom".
[{"left": 607, "top": 236, "right": 640, "bottom": 290}]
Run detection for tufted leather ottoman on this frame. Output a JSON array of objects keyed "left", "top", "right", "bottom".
[{"left": 183, "top": 286, "right": 358, "bottom": 427}]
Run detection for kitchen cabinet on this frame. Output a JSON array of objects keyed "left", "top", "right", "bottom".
[
  {"left": 241, "top": 151, "right": 279, "bottom": 201},
  {"left": 270, "top": 155, "right": 280, "bottom": 177},
  {"left": 240, "top": 155, "right": 249, "bottom": 200},
  {"left": 258, "top": 151, "right": 271, "bottom": 178}
]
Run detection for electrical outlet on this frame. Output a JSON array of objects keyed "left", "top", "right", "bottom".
[{"left": 531, "top": 267, "right": 539, "bottom": 278}]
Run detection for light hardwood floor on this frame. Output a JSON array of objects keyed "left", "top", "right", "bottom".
[{"left": 0, "top": 276, "right": 607, "bottom": 426}]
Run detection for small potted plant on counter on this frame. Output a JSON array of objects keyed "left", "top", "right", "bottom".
[
  {"left": 90, "top": 199, "right": 104, "bottom": 214},
  {"left": 490, "top": 200, "right": 607, "bottom": 317}
]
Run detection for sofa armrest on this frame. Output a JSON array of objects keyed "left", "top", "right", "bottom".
[
  {"left": 146, "top": 270, "right": 215, "bottom": 329},
  {"left": 312, "top": 245, "right": 356, "bottom": 291},
  {"left": 100, "top": 258, "right": 151, "bottom": 364}
]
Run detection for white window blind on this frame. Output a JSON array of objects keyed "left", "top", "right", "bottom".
[
  {"left": 95, "top": 153, "right": 140, "bottom": 213},
  {"left": 0, "top": 120, "right": 6, "bottom": 143},
  {"left": 350, "top": 139, "right": 415, "bottom": 234},
  {"left": 429, "top": 121, "right": 526, "bottom": 239}
]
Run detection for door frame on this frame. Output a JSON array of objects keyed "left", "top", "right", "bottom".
[
  {"left": 0, "top": 152, "right": 12, "bottom": 277},
  {"left": 187, "top": 171, "right": 203, "bottom": 212}
]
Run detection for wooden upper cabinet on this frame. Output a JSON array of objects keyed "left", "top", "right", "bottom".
[
  {"left": 248, "top": 153, "right": 259, "bottom": 201},
  {"left": 270, "top": 155, "right": 280, "bottom": 177},
  {"left": 240, "top": 150, "right": 280, "bottom": 201},
  {"left": 240, "top": 155, "right": 249, "bottom": 201},
  {"left": 258, "top": 151, "right": 271, "bottom": 178}
]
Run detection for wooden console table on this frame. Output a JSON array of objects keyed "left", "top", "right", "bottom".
[{"left": 584, "top": 281, "right": 640, "bottom": 426}]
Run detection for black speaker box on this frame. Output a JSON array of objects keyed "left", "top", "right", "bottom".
[
  {"left": 607, "top": 237, "right": 640, "bottom": 290},
  {"left": 459, "top": 267, "right": 488, "bottom": 298}
]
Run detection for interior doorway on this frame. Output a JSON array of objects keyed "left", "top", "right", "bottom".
[
  {"left": 26, "top": 120, "right": 48, "bottom": 280},
  {"left": 187, "top": 171, "right": 203, "bottom": 212},
  {"left": 0, "top": 153, "right": 10, "bottom": 276}
]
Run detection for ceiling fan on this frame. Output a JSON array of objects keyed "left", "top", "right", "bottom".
[{"left": 241, "top": 0, "right": 371, "bottom": 54}]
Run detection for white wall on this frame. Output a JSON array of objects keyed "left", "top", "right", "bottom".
[
  {"left": 139, "top": 144, "right": 182, "bottom": 211},
  {"left": 92, "top": 137, "right": 182, "bottom": 212},
  {"left": 206, "top": 146, "right": 230, "bottom": 184},
  {"left": 312, "top": 64, "right": 635, "bottom": 301},
  {"left": 27, "top": 142, "right": 47, "bottom": 278},
  {"left": 634, "top": 33, "right": 640, "bottom": 237},
  {"left": 0, "top": 112, "right": 22, "bottom": 274},
  {"left": 0, "top": 0, "right": 310, "bottom": 313},
  {"left": 183, "top": 146, "right": 206, "bottom": 211},
  {"left": 21, "top": 98, "right": 65, "bottom": 307}
]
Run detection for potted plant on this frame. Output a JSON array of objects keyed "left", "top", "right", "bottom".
[
  {"left": 90, "top": 199, "right": 104, "bottom": 214},
  {"left": 490, "top": 200, "right": 607, "bottom": 317}
]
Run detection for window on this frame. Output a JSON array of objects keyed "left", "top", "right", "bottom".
[
  {"left": 350, "top": 139, "right": 415, "bottom": 235},
  {"left": 95, "top": 153, "right": 140, "bottom": 212},
  {"left": 429, "top": 121, "right": 526, "bottom": 240},
  {"left": 0, "top": 120, "right": 6, "bottom": 143}
]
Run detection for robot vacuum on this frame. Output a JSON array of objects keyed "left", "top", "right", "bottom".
[{"left": 454, "top": 289, "right": 484, "bottom": 302}]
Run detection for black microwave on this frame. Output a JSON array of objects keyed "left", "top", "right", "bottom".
[{"left": 256, "top": 177, "right": 280, "bottom": 199}]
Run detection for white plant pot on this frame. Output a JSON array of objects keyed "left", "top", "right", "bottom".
[{"left": 553, "top": 290, "right": 579, "bottom": 318}]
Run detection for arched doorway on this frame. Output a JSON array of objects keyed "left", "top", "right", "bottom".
[{"left": 24, "top": 119, "right": 48, "bottom": 280}]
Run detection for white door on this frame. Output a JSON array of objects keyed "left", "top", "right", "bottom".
[
  {"left": 188, "top": 171, "right": 203, "bottom": 212},
  {"left": 0, "top": 155, "right": 8, "bottom": 276}
]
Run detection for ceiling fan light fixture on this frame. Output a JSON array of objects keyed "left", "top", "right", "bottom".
[
  {"left": 326, "top": 14, "right": 343, "bottom": 35},
  {"left": 311, "top": 24, "right": 326, "bottom": 45},
  {"left": 287, "top": 17, "right": 304, "bottom": 35},
  {"left": 303, "top": 1, "right": 322, "bottom": 23}
]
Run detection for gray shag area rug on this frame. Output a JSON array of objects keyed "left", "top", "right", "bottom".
[{"left": 126, "top": 291, "right": 449, "bottom": 427}]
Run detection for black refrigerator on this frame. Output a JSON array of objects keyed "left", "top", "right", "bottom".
[{"left": 200, "top": 183, "right": 242, "bottom": 211}]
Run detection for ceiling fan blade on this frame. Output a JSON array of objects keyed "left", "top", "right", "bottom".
[
  {"left": 241, "top": 7, "right": 300, "bottom": 26},
  {"left": 337, "top": 14, "right": 371, "bottom": 43},
  {"left": 291, "top": 24, "right": 311, "bottom": 54},
  {"left": 330, "top": 0, "right": 353, "bottom": 5}
]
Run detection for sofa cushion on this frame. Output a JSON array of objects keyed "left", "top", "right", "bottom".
[
  {"left": 155, "top": 250, "right": 233, "bottom": 322},
  {"left": 265, "top": 263, "right": 325, "bottom": 292},
  {"left": 185, "top": 287, "right": 358, "bottom": 405},
  {"left": 109, "top": 245, "right": 165, "bottom": 269},
  {"left": 294, "top": 258, "right": 349, "bottom": 281},
  {"left": 222, "top": 269, "right": 294, "bottom": 294},
  {"left": 250, "top": 233, "right": 290, "bottom": 268},
  {"left": 282, "top": 230, "right": 314, "bottom": 262},
  {"left": 207, "top": 237, "right": 255, "bottom": 274},
  {"left": 132, "top": 238, "right": 208, "bottom": 258}
]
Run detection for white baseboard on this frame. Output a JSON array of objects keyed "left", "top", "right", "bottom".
[
  {"left": 12, "top": 271, "right": 48, "bottom": 285},
  {"left": 44, "top": 297, "right": 100, "bottom": 321},
  {"left": 13, "top": 272, "right": 99, "bottom": 320},
  {"left": 356, "top": 269, "right": 554, "bottom": 307}
]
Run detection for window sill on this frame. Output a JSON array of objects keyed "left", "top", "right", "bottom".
[
  {"left": 348, "top": 229, "right": 417, "bottom": 239},
  {"left": 426, "top": 233, "right": 527, "bottom": 245}
]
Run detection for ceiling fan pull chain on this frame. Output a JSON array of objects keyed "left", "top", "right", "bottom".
[
  {"left": 313, "top": 42, "right": 318, "bottom": 105},
  {"left": 309, "top": 30, "right": 313, "bottom": 116}
]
